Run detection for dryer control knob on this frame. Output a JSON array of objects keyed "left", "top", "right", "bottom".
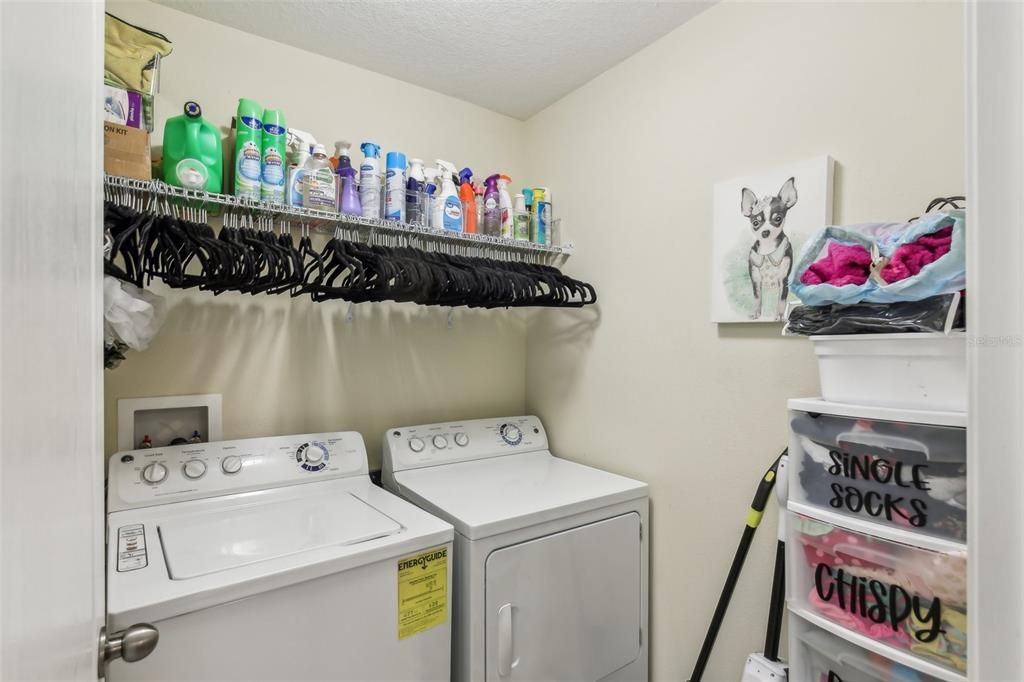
[
  {"left": 182, "top": 459, "right": 206, "bottom": 480},
  {"left": 409, "top": 438, "right": 426, "bottom": 453},
  {"left": 432, "top": 435, "right": 448, "bottom": 449},
  {"left": 454, "top": 432, "right": 469, "bottom": 447},
  {"left": 141, "top": 462, "right": 167, "bottom": 485},
  {"left": 221, "top": 455, "right": 243, "bottom": 475},
  {"left": 500, "top": 424, "right": 523, "bottom": 446}
]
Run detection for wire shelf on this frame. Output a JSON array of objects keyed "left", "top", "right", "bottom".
[{"left": 104, "top": 175, "right": 574, "bottom": 264}]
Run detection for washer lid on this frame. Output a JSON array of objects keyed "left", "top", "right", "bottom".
[
  {"left": 160, "top": 491, "right": 401, "bottom": 579},
  {"left": 392, "top": 451, "right": 647, "bottom": 540}
]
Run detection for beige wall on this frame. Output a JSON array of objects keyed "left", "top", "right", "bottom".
[
  {"left": 103, "top": 0, "right": 531, "bottom": 465},
  {"left": 523, "top": 2, "right": 964, "bottom": 680}
]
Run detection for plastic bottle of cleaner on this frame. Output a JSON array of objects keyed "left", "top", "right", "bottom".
[
  {"left": 483, "top": 174, "right": 501, "bottom": 236},
  {"left": 334, "top": 141, "right": 361, "bottom": 216},
  {"left": 385, "top": 151, "right": 407, "bottom": 222},
  {"left": 532, "top": 187, "right": 548, "bottom": 244},
  {"left": 163, "top": 101, "right": 223, "bottom": 192},
  {"left": 536, "top": 187, "right": 552, "bottom": 245},
  {"left": 260, "top": 108, "right": 287, "bottom": 204},
  {"left": 434, "top": 160, "right": 462, "bottom": 232},
  {"left": 497, "top": 175, "right": 513, "bottom": 239},
  {"left": 458, "top": 168, "right": 477, "bottom": 234},
  {"left": 513, "top": 193, "right": 530, "bottom": 241},
  {"left": 423, "top": 166, "right": 439, "bottom": 228},
  {"left": 359, "top": 142, "right": 382, "bottom": 219},
  {"left": 302, "top": 144, "right": 337, "bottom": 211},
  {"left": 474, "top": 183, "right": 485, "bottom": 232},
  {"left": 233, "top": 98, "right": 262, "bottom": 199},
  {"left": 286, "top": 128, "right": 316, "bottom": 207},
  {"left": 406, "top": 158, "right": 426, "bottom": 225}
]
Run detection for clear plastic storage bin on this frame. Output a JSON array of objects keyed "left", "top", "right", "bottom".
[
  {"left": 788, "top": 511, "right": 967, "bottom": 676},
  {"left": 790, "top": 614, "right": 945, "bottom": 682},
  {"left": 789, "top": 399, "right": 966, "bottom": 542}
]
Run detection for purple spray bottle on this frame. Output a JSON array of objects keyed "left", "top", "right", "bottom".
[
  {"left": 335, "top": 140, "right": 361, "bottom": 216},
  {"left": 483, "top": 174, "right": 501, "bottom": 236}
]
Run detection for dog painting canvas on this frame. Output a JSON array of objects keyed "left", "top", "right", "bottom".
[{"left": 711, "top": 156, "right": 834, "bottom": 322}]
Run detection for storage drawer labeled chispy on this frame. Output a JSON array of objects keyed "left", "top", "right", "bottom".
[
  {"left": 788, "top": 512, "right": 967, "bottom": 676},
  {"left": 789, "top": 613, "right": 944, "bottom": 682},
  {"left": 789, "top": 403, "right": 966, "bottom": 542}
]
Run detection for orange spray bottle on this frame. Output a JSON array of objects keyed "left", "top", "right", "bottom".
[{"left": 458, "top": 167, "right": 477, "bottom": 234}]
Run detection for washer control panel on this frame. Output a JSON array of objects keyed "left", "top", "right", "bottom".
[
  {"left": 385, "top": 416, "right": 548, "bottom": 472},
  {"left": 108, "top": 432, "right": 369, "bottom": 512}
]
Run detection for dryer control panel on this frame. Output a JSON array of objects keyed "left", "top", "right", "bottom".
[
  {"left": 107, "top": 432, "right": 369, "bottom": 512},
  {"left": 384, "top": 416, "right": 548, "bottom": 473}
]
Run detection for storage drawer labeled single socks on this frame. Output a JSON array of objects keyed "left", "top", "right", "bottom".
[
  {"left": 790, "top": 614, "right": 944, "bottom": 682},
  {"left": 789, "top": 406, "right": 966, "bottom": 542},
  {"left": 788, "top": 512, "right": 967, "bottom": 675}
]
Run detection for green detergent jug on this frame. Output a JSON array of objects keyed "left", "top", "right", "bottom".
[{"left": 163, "top": 101, "right": 223, "bottom": 193}]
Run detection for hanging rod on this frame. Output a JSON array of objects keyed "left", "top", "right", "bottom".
[{"left": 104, "top": 174, "right": 574, "bottom": 265}]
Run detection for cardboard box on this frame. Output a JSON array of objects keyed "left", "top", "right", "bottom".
[{"left": 104, "top": 122, "right": 151, "bottom": 180}]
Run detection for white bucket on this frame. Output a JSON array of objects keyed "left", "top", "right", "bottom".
[{"left": 810, "top": 332, "right": 966, "bottom": 412}]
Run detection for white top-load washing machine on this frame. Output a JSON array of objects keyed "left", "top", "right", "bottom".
[
  {"left": 382, "top": 416, "right": 649, "bottom": 682},
  {"left": 107, "top": 432, "right": 453, "bottom": 681}
]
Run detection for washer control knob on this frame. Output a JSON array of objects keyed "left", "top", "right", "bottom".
[
  {"left": 500, "top": 424, "right": 523, "bottom": 446},
  {"left": 182, "top": 459, "right": 206, "bottom": 480},
  {"left": 432, "top": 435, "right": 448, "bottom": 449},
  {"left": 304, "top": 444, "right": 325, "bottom": 464},
  {"left": 141, "top": 462, "right": 167, "bottom": 485},
  {"left": 221, "top": 455, "right": 243, "bottom": 475},
  {"left": 409, "top": 438, "right": 425, "bottom": 453},
  {"left": 454, "top": 432, "right": 469, "bottom": 447}
]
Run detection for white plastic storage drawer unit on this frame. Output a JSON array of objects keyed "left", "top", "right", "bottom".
[
  {"left": 789, "top": 612, "right": 946, "bottom": 682},
  {"left": 788, "top": 510, "right": 967, "bottom": 676},
  {"left": 789, "top": 399, "right": 966, "bottom": 543}
]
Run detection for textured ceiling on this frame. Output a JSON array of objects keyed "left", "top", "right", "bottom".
[{"left": 153, "top": 0, "right": 712, "bottom": 119}]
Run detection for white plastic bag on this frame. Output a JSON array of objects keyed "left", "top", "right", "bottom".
[{"left": 104, "top": 276, "right": 165, "bottom": 351}]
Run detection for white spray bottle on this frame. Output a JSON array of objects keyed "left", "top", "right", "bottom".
[
  {"left": 433, "top": 160, "right": 462, "bottom": 232},
  {"left": 359, "top": 142, "right": 382, "bottom": 219},
  {"left": 286, "top": 128, "right": 317, "bottom": 208}
]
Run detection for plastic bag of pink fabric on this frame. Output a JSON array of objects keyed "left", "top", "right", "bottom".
[{"left": 790, "top": 210, "right": 965, "bottom": 306}]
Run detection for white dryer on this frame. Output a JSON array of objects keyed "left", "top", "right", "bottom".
[
  {"left": 382, "top": 416, "right": 649, "bottom": 682},
  {"left": 107, "top": 432, "right": 453, "bottom": 681}
]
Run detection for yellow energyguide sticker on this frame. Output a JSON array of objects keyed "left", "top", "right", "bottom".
[{"left": 397, "top": 545, "right": 448, "bottom": 639}]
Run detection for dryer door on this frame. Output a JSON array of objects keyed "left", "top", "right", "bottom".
[{"left": 484, "top": 513, "right": 641, "bottom": 681}]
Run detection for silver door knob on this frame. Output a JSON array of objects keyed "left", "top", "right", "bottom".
[{"left": 99, "top": 623, "right": 159, "bottom": 675}]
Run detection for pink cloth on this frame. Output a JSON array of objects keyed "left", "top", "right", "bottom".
[
  {"left": 799, "top": 240, "right": 872, "bottom": 287},
  {"left": 881, "top": 226, "right": 953, "bottom": 283}
]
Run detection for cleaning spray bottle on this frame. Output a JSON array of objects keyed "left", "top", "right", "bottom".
[
  {"left": 474, "top": 183, "right": 485, "bottom": 233},
  {"left": 385, "top": 151, "right": 407, "bottom": 222},
  {"left": 286, "top": 128, "right": 316, "bottom": 207},
  {"left": 406, "top": 158, "right": 426, "bottom": 225},
  {"left": 483, "top": 174, "right": 501, "bottom": 236},
  {"left": 302, "top": 143, "right": 337, "bottom": 211},
  {"left": 359, "top": 142, "right": 382, "bottom": 219},
  {"left": 523, "top": 187, "right": 536, "bottom": 240},
  {"left": 497, "top": 175, "right": 513, "bottom": 239},
  {"left": 434, "top": 160, "right": 462, "bottom": 232},
  {"left": 334, "top": 141, "right": 361, "bottom": 216},
  {"left": 423, "top": 166, "right": 439, "bottom": 229},
  {"left": 233, "top": 98, "right": 262, "bottom": 199},
  {"left": 513, "top": 193, "right": 530, "bottom": 241},
  {"left": 259, "top": 108, "right": 287, "bottom": 204},
  {"left": 532, "top": 187, "right": 548, "bottom": 245},
  {"left": 459, "top": 167, "right": 477, "bottom": 234}
]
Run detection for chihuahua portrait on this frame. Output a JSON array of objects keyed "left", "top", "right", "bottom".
[{"left": 740, "top": 177, "right": 798, "bottom": 320}]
